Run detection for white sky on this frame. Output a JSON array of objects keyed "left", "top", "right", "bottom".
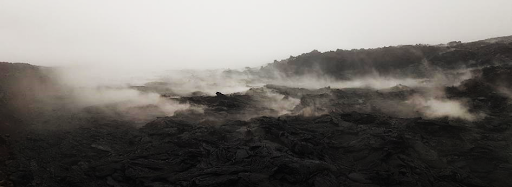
[{"left": 1, "top": 0, "right": 512, "bottom": 70}]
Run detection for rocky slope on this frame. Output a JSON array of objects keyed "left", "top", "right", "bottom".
[{"left": 252, "top": 36, "right": 512, "bottom": 80}]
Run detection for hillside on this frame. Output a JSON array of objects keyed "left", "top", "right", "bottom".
[{"left": 256, "top": 35, "right": 512, "bottom": 79}]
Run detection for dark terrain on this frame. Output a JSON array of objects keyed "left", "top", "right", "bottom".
[{"left": 1, "top": 36, "right": 512, "bottom": 187}]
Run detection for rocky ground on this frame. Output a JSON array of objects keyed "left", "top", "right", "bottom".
[
  {"left": 0, "top": 63, "right": 511, "bottom": 187},
  {"left": 2, "top": 36, "right": 512, "bottom": 187}
]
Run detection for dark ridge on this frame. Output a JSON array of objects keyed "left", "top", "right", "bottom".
[{"left": 252, "top": 35, "right": 512, "bottom": 79}]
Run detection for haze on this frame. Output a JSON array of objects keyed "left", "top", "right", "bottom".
[{"left": 1, "top": 0, "right": 512, "bottom": 70}]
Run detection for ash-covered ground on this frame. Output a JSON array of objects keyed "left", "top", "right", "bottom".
[{"left": 1, "top": 37, "right": 512, "bottom": 187}]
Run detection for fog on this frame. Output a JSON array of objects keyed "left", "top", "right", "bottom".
[
  {"left": 43, "top": 61, "right": 479, "bottom": 121},
  {"left": 3, "top": 2, "right": 512, "bottom": 185},
  {"left": 2, "top": 0, "right": 512, "bottom": 70},
  {"left": 2, "top": 1, "right": 510, "bottom": 125}
]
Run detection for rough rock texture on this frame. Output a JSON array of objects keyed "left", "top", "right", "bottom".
[
  {"left": 3, "top": 65, "right": 512, "bottom": 186},
  {"left": 3, "top": 109, "right": 512, "bottom": 187},
  {"left": 2, "top": 37, "right": 512, "bottom": 186},
  {"left": 253, "top": 36, "right": 512, "bottom": 79}
]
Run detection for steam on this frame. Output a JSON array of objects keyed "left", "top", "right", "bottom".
[
  {"left": 70, "top": 87, "right": 194, "bottom": 115},
  {"left": 111, "top": 60, "right": 477, "bottom": 99},
  {"left": 407, "top": 94, "right": 483, "bottom": 121},
  {"left": 246, "top": 87, "right": 300, "bottom": 116},
  {"left": 264, "top": 75, "right": 425, "bottom": 90},
  {"left": 47, "top": 66, "right": 199, "bottom": 123},
  {"left": 502, "top": 88, "right": 512, "bottom": 99},
  {"left": 149, "top": 70, "right": 252, "bottom": 96},
  {"left": 31, "top": 60, "right": 485, "bottom": 124},
  {"left": 251, "top": 63, "right": 475, "bottom": 91}
]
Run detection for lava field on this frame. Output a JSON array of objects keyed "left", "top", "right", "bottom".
[{"left": 1, "top": 37, "right": 512, "bottom": 187}]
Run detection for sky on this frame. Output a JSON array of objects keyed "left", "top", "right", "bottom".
[{"left": 1, "top": 0, "right": 512, "bottom": 70}]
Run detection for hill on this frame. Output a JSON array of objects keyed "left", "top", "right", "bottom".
[{"left": 255, "top": 35, "right": 512, "bottom": 79}]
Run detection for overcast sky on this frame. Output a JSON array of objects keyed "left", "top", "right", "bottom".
[{"left": 1, "top": 0, "right": 512, "bottom": 70}]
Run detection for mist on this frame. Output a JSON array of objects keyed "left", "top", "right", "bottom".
[
  {"left": 3, "top": 1, "right": 512, "bottom": 186},
  {"left": 35, "top": 58, "right": 482, "bottom": 124},
  {"left": 407, "top": 94, "right": 483, "bottom": 121},
  {"left": 2, "top": 1, "right": 512, "bottom": 70},
  {"left": 6, "top": 65, "right": 203, "bottom": 127},
  {"left": 0, "top": 0, "right": 508, "bottom": 124}
]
